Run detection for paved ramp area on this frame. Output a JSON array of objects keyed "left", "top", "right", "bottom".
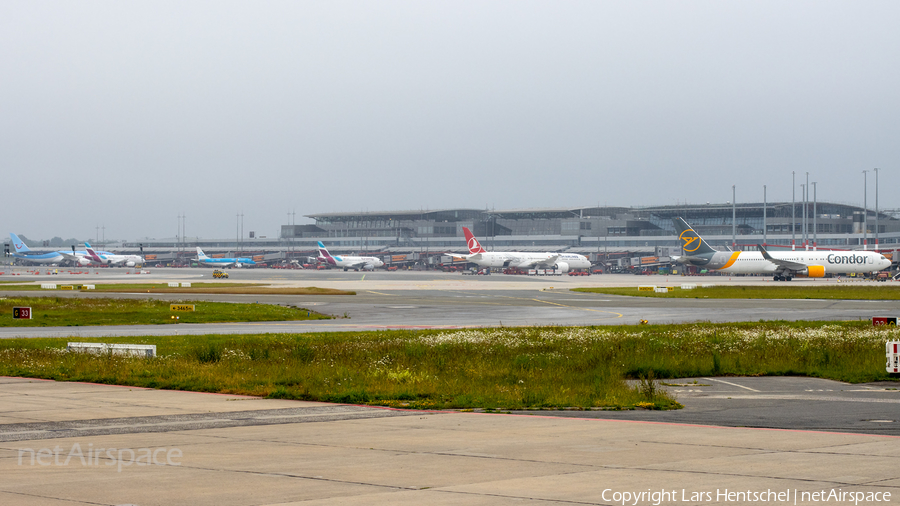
[{"left": 2, "top": 377, "right": 900, "bottom": 505}]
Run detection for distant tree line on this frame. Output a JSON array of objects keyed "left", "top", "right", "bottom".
[{"left": 16, "top": 235, "right": 87, "bottom": 248}]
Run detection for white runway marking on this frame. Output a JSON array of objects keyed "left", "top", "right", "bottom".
[{"left": 704, "top": 378, "right": 761, "bottom": 392}]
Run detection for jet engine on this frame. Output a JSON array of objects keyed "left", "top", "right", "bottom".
[
  {"left": 124, "top": 261, "right": 136, "bottom": 267},
  {"left": 362, "top": 264, "right": 375, "bottom": 271},
  {"left": 76, "top": 257, "right": 92, "bottom": 266},
  {"left": 553, "top": 262, "right": 570, "bottom": 273},
  {"left": 802, "top": 265, "right": 825, "bottom": 278}
]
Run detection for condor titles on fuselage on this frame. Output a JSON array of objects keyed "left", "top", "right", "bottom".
[
  {"left": 673, "top": 217, "right": 891, "bottom": 281},
  {"left": 461, "top": 227, "right": 590, "bottom": 273}
]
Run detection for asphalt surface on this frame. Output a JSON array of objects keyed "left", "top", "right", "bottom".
[
  {"left": 1, "top": 267, "right": 899, "bottom": 435},
  {"left": 0, "top": 269, "right": 896, "bottom": 337},
  {"left": 6, "top": 378, "right": 899, "bottom": 505},
  {"left": 516, "top": 376, "right": 900, "bottom": 436}
]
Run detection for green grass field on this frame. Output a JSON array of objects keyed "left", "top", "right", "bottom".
[
  {"left": 0, "top": 283, "right": 354, "bottom": 295},
  {"left": 0, "top": 297, "right": 332, "bottom": 326},
  {"left": 0, "top": 321, "right": 895, "bottom": 410},
  {"left": 573, "top": 284, "right": 900, "bottom": 299}
]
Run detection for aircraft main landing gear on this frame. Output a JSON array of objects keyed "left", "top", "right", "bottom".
[{"left": 774, "top": 275, "right": 793, "bottom": 281}]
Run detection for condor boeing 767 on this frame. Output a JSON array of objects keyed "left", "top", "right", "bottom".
[
  {"left": 461, "top": 227, "right": 590, "bottom": 272},
  {"left": 673, "top": 218, "right": 891, "bottom": 281}
]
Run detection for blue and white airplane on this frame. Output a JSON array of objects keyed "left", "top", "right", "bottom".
[
  {"left": 8, "top": 233, "right": 64, "bottom": 264},
  {"left": 196, "top": 247, "right": 256, "bottom": 268},
  {"left": 10, "top": 233, "right": 115, "bottom": 266}
]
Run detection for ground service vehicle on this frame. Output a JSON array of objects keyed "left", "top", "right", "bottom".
[{"left": 212, "top": 270, "right": 229, "bottom": 279}]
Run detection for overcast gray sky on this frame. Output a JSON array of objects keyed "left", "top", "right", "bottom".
[{"left": 2, "top": 1, "right": 898, "bottom": 241}]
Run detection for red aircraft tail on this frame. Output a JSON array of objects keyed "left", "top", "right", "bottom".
[{"left": 462, "top": 227, "right": 487, "bottom": 254}]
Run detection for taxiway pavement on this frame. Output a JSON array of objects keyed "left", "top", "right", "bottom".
[
  {"left": 0, "top": 270, "right": 895, "bottom": 338},
  {"left": 2, "top": 377, "right": 899, "bottom": 506}
]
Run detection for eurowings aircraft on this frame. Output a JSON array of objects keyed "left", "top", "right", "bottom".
[
  {"left": 673, "top": 217, "right": 891, "bottom": 281},
  {"left": 461, "top": 227, "right": 591, "bottom": 273},
  {"left": 8, "top": 233, "right": 64, "bottom": 264},
  {"left": 196, "top": 247, "right": 256, "bottom": 268},
  {"left": 84, "top": 243, "right": 143, "bottom": 267},
  {"left": 317, "top": 241, "right": 384, "bottom": 271}
]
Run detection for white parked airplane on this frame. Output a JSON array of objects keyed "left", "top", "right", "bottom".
[
  {"left": 84, "top": 243, "right": 143, "bottom": 267},
  {"left": 461, "top": 227, "right": 591, "bottom": 273},
  {"left": 673, "top": 217, "right": 891, "bottom": 281},
  {"left": 317, "top": 241, "right": 384, "bottom": 271}
]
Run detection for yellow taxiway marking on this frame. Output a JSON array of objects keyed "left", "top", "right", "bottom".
[
  {"left": 527, "top": 297, "right": 623, "bottom": 318},
  {"left": 365, "top": 290, "right": 396, "bottom": 296}
]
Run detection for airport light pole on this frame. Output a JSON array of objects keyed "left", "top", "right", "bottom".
[
  {"left": 792, "top": 171, "right": 795, "bottom": 250},
  {"left": 862, "top": 170, "right": 868, "bottom": 249},
  {"left": 875, "top": 168, "right": 880, "bottom": 248},
  {"left": 800, "top": 184, "right": 806, "bottom": 249},
  {"left": 177, "top": 213, "right": 185, "bottom": 258},
  {"left": 805, "top": 171, "right": 809, "bottom": 249},
  {"left": 732, "top": 185, "right": 736, "bottom": 251},
  {"left": 812, "top": 182, "right": 817, "bottom": 250},
  {"left": 763, "top": 185, "right": 767, "bottom": 245}
]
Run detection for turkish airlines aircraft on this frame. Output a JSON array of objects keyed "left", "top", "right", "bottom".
[
  {"left": 461, "top": 227, "right": 590, "bottom": 273},
  {"left": 673, "top": 217, "right": 891, "bottom": 281},
  {"left": 317, "top": 242, "right": 384, "bottom": 271}
]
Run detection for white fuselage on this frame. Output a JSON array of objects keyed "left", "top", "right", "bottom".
[
  {"left": 322, "top": 255, "right": 384, "bottom": 270},
  {"left": 466, "top": 252, "right": 591, "bottom": 271},
  {"left": 700, "top": 250, "right": 891, "bottom": 275},
  {"left": 89, "top": 253, "right": 144, "bottom": 266}
]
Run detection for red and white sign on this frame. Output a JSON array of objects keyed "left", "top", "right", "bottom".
[{"left": 887, "top": 341, "right": 900, "bottom": 374}]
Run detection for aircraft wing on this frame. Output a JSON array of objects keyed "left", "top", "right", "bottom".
[
  {"left": 757, "top": 244, "right": 807, "bottom": 271},
  {"left": 59, "top": 252, "right": 80, "bottom": 261},
  {"left": 532, "top": 254, "right": 561, "bottom": 268},
  {"left": 346, "top": 261, "right": 369, "bottom": 269}
]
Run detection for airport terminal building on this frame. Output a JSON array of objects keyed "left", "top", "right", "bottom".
[
  {"left": 287, "top": 202, "right": 900, "bottom": 257},
  {"left": 78, "top": 201, "right": 899, "bottom": 267}
]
